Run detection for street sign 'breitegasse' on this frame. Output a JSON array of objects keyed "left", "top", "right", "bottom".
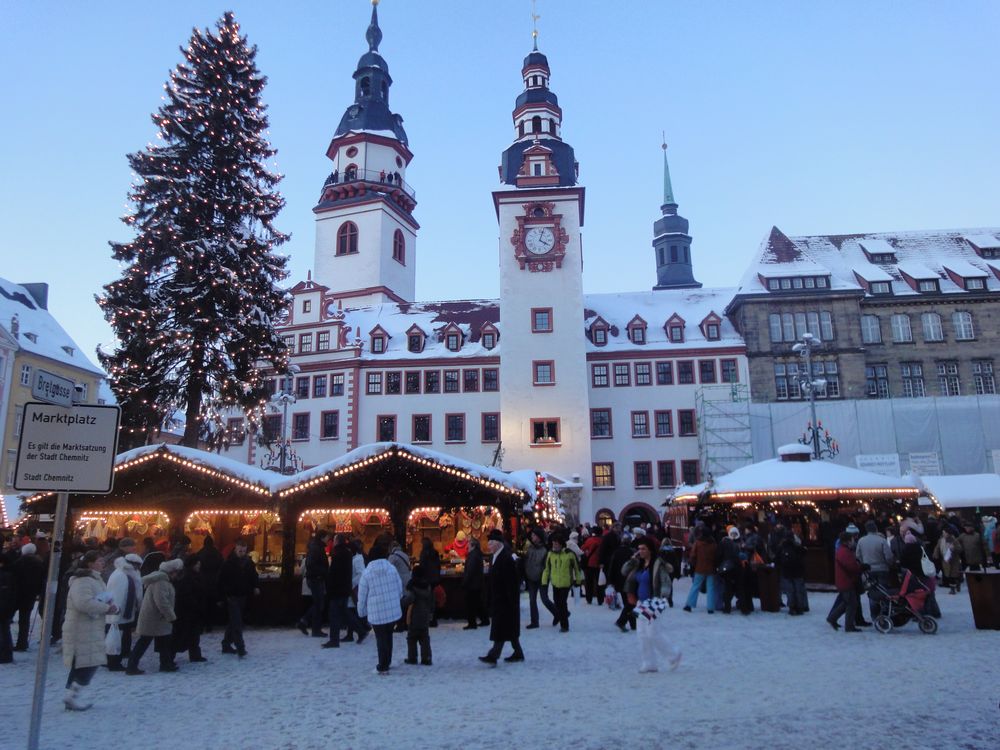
[{"left": 14, "top": 402, "right": 121, "bottom": 494}]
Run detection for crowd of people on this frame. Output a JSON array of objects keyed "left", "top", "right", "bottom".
[{"left": 0, "top": 506, "right": 997, "bottom": 706}]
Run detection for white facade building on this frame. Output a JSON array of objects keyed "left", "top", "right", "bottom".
[{"left": 220, "top": 8, "right": 749, "bottom": 525}]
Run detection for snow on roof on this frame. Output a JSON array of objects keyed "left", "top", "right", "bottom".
[
  {"left": 0, "top": 277, "right": 104, "bottom": 376},
  {"left": 962, "top": 233, "right": 1000, "bottom": 250},
  {"left": 583, "top": 287, "right": 742, "bottom": 352},
  {"left": 672, "top": 456, "right": 918, "bottom": 502},
  {"left": 940, "top": 258, "right": 988, "bottom": 278},
  {"left": 858, "top": 239, "right": 896, "bottom": 257},
  {"left": 733, "top": 226, "right": 1000, "bottom": 300},
  {"left": 919, "top": 474, "right": 1000, "bottom": 509},
  {"left": 69, "top": 442, "right": 536, "bottom": 500},
  {"left": 852, "top": 264, "right": 894, "bottom": 282},
  {"left": 896, "top": 261, "right": 939, "bottom": 280}
]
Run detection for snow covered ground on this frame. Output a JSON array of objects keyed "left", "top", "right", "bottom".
[{"left": 2, "top": 579, "right": 997, "bottom": 750}]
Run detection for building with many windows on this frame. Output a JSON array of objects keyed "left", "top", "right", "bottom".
[
  {"left": 727, "top": 226, "right": 1000, "bottom": 403},
  {"left": 219, "top": 7, "right": 748, "bottom": 525}
]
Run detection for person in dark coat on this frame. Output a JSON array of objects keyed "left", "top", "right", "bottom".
[
  {"left": 140, "top": 537, "right": 166, "bottom": 577},
  {"left": 196, "top": 535, "right": 224, "bottom": 631},
  {"left": 0, "top": 552, "right": 18, "bottom": 663},
  {"left": 401, "top": 565, "right": 433, "bottom": 665},
  {"left": 297, "top": 531, "right": 330, "bottom": 638},
  {"left": 597, "top": 524, "right": 622, "bottom": 595},
  {"left": 776, "top": 532, "right": 809, "bottom": 615},
  {"left": 418, "top": 538, "right": 441, "bottom": 625},
  {"left": 218, "top": 539, "right": 259, "bottom": 657},
  {"left": 172, "top": 555, "right": 208, "bottom": 662},
  {"left": 322, "top": 534, "right": 367, "bottom": 648},
  {"left": 462, "top": 538, "right": 489, "bottom": 630},
  {"left": 12, "top": 543, "right": 45, "bottom": 651},
  {"left": 479, "top": 530, "right": 523, "bottom": 665},
  {"left": 610, "top": 540, "right": 637, "bottom": 631}
]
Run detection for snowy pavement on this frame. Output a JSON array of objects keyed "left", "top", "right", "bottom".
[{"left": 2, "top": 580, "right": 997, "bottom": 750}]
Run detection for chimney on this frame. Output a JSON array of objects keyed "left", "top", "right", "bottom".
[{"left": 21, "top": 283, "right": 49, "bottom": 310}]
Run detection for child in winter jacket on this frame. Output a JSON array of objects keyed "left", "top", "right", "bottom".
[
  {"left": 542, "top": 534, "right": 583, "bottom": 632},
  {"left": 401, "top": 565, "right": 433, "bottom": 665}
]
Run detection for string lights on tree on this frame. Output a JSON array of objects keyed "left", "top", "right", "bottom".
[{"left": 97, "top": 11, "right": 290, "bottom": 451}]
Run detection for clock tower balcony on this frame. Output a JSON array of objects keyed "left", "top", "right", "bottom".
[{"left": 317, "top": 168, "right": 417, "bottom": 217}]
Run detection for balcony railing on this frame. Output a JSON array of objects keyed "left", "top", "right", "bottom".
[{"left": 323, "top": 168, "right": 415, "bottom": 200}]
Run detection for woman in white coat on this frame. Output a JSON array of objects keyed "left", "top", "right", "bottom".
[
  {"left": 62, "top": 551, "right": 118, "bottom": 710},
  {"left": 105, "top": 553, "right": 144, "bottom": 670}
]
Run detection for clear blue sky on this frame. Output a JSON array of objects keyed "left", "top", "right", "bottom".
[{"left": 2, "top": 1, "right": 998, "bottom": 362}]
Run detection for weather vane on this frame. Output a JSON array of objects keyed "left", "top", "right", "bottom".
[
  {"left": 531, "top": 0, "right": 540, "bottom": 49},
  {"left": 662, "top": 130, "right": 668, "bottom": 151}
]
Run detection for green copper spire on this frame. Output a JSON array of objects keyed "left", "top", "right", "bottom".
[{"left": 661, "top": 136, "right": 676, "bottom": 209}]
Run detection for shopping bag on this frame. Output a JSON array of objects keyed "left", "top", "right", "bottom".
[
  {"left": 105, "top": 623, "right": 121, "bottom": 655},
  {"left": 597, "top": 569, "right": 607, "bottom": 587}
]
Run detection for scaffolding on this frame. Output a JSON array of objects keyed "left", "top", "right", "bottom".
[{"left": 697, "top": 384, "right": 754, "bottom": 480}]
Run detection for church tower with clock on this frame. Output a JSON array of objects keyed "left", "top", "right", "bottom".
[
  {"left": 493, "top": 36, "right": 593, "bottom": 500},
  {"left": 313, "top": 1, "right": 418, "bottom": 307}
]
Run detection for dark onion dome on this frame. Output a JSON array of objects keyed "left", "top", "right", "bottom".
[
  {"left": 515, "top": 87, "right": 559, "bottom": 109},
  {"left": 332, "top": 1, "right": 408, "bottom": 145},
  {"left": 523, "top": 50, "right": 550, "bottom": 69}
]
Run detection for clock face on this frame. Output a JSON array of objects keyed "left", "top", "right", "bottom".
[{"left": 525, "top": 226, "right": 555, "bottom": 255}]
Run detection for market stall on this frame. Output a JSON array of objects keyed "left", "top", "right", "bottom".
[
  {"left": 918, "top": 474, "right": 1000, "bottom": 518},
  {"left": 669, "top": 444, "right": 920, "bottom": 584}
]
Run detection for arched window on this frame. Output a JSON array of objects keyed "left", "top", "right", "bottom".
[
  {"left": 336, "top": 221, "right": 358, "bottom": 256},
  {"left": 392, "top": 229, "right": 405, "bottom": 264},
  {"left": 549, "top": 118, "right": 557, "bottom": 136},
  {"left": 345, "top": 163, "right": 358, "bottom": 181},
  {"left": 670, "top": 245, "right": 678, "bottom": 262},
  {"left": 518, "top": 121, "right": 525, "bottom": 138},
  {"left": 360, "top": 77, "right": 371, "bottom": 97},
  {"left": 532, "top": 116, "right": 541, "bottom": 133}
]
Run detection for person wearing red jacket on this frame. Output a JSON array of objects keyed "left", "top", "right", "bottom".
[
  {"left": 826, "top": 532, "right": 862, "bottom": 632},
  {"left": 579, "top": 531, "right": 603, "bottom": 604}
]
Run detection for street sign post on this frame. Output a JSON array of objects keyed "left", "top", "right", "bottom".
[
  {"left": 29, "top": 369, "right": 76, "bottom": 409},
  {"left": 15, "top": 401, "right": 120, "bottom": 750}
]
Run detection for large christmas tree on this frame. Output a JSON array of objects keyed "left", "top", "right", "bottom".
[{"left": 99, "top": 12, "right": 289, "bottom": 450}]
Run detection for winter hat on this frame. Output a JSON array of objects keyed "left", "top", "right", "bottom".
[
  {"left": 118, "top": 537, "right": 137, "bottom": 550},
  {"left": 159, "top": 559, "right": 184, "bottom": 574},
  {"left": 845, "top": 524, "right": 860, "bottom": 535},
  {"left": 124, "top": 553, "right": 143, "bottom": 565},
  {"left": 903, "top": 531, "right": 917, "bottom": 544},
  {"left": 35, "top": 531, "right": 48, "bottom": 539},
  {"left": 580, "top": 528, "right": 590, "bottom": 539},
  {"left": 20, "top": 543, "right": 37, "bottom": 555},
  {"left": 727, "top": 527, "right": 740, "bottom": 540},
  {"left": 569, "top": 531, "right": 579, "bottom": 541},
  {"left": 455, "top": 530, "right": 467, "bottom": 541},
  {"left": 487, "top": 529, "right": 505, "bottom": 542}
]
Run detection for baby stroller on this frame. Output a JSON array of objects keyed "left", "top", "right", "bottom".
[{"left": 864, "top": 570, "right": 938, "bottom": 635}]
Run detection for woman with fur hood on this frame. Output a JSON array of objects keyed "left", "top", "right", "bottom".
[
  {"left": 126, "top": 558, "right": 182, "bottom": 674},
  {"left": 62, "top": 551, "right": 119, "bottom": 710},
  {"left": 622, "top": 537, "right": 680, "bottom": 673},
  {"left": 105, "top": 553, "right": 144, "bottom": 670}
]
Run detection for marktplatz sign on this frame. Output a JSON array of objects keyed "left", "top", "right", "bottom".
[{"left": 14, "top": 402, "right": 120, "bottom": 493}]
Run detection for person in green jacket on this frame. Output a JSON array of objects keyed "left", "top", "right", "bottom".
[{"left": 542, "top": 533, "right": 583, "bottom": 632}]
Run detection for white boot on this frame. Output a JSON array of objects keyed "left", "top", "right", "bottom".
[{"left": 63, "top": 682, "right": 92, "bottom": 711}]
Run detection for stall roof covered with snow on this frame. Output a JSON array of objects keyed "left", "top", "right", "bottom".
[
  {"left": 918, "top": 474, "right": 1000, "bottom": 510},
  {"left": 671, "top": 444, "right": 919, "bottom": 504}
]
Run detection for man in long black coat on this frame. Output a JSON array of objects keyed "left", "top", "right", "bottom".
[{"left": 479, "top": 530, "right": 524, "bottom": 665}]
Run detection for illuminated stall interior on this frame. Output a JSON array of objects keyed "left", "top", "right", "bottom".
[
  {"left": 297, "top": 508, "right": 392, "bottom": 556},
  {"left": 78, "top": 510, "right": 171, "bottom": 544},
  {"left": 184, "top": 510, "right": 283, "bottom": 578},
  {"left": 406, "top": 505, "right": 503, "bottom": 571}
]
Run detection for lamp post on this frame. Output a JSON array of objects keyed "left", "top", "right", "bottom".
[
  {"left": 792, "top": 333, "right": 826, "bottom": 460},
  {"left": 267, "top": 365, "right": 300, "bottom": 475}
]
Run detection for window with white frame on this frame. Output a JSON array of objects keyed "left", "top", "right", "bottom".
[
  {"left": 901, "top": 362, "right": 925, "bottom": 398},
  {"left": 937, "top": 361, "right": 961, "bottom": 396},
  {"left": 952, "top": 311, "right": 975, "bottom": 340},
  {"left": 865, "top": 364, "right": 890, "bottom": 399},
  {"left": 973, "top": 360, "right": 996, "bottom": 395},
  {"left": 861, "top": 315, "right": 881, "bottom": 344},
  {"left": 890, "top": 314, "right": 912, "bottom": 343},
  {"left": 631, "top": 411, "right": 649, "bottom": 437},
  {"left": 20, "top": 364, "right": 32, "bottom": 386},
  {"left": 921, "top": 313, "right": 943, "bottom": 342}
]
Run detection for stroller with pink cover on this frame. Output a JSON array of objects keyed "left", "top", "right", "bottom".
[{"left": 864, "top": 569, "right": 938, "bottom": 635}]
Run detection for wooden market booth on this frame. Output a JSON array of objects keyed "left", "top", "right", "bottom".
[
  {"left": 21, "top": 442, "right": 538, "bottom": 622},
  {"left": 918, "top": 474, "right": 1000, "bottom": 520},
  {"left": 668, "top": 444, "right": 921, "bottom": 585}
]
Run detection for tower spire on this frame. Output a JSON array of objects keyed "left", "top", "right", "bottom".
[
  {"left": 661, "top": 133, "right": 676, "bottom": 210},
  {"left": 367, "top": 0, "right": 382, "bottom": 52},
  {"left": 531, "top": 0, "right": 540, "bottom": 51}
]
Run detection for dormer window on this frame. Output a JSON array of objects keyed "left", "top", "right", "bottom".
[
  {"left": 966, "top": 278, "right": 986, "bottom": 291},
  {"left": 590, "top": 318, "right": 609, "bottom": 347},
  {"left": 407, "top": 334, "right": 422, "bottom": 353},
  {"left": 482, "top": 332, "right": 496, "bottom": 350},
  {"left": 302, "top": 300, "right": 311, "bottom": 313},
  {"left": 369, "top": 325, "right": 389, "bottom": 355},
  {"left": 61, "top": 345, "right": 75, "bottom": 356},
  {"left": 24, "top": 332, "right": 38, "bottom": 343},
  {"left": 706, "top": 324, "right": 720, "bottom": 340},
  {"left": 870, "top": 281, "right": 893, "bottom": 295},
  {"left": 446, "top": 333, "right": 460, "bottom": 351},
  {"left": 918, "top": 279, "right": 939, "bottom": 293},
  {"left": 626, "top": 316, "right": 647, "bottom": 345},
  {"left": 700, "top": 313, "right": 723, "bottom": 341},
  {"left": 371, "top": 336, "right": 386, "bottom": 354},
  {"left": 669, "top": 325, "right": 684, "bottom": 343}
]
